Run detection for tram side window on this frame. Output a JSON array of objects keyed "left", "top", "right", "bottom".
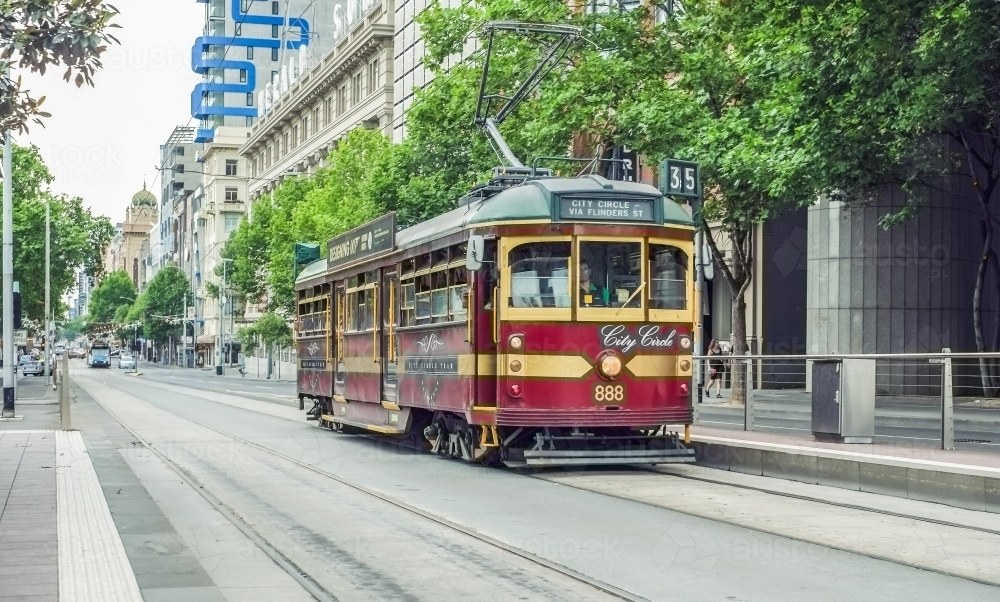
[
  {"left": 578, "top": 241, "right": 642, "bottom": 308},
  {"left": 415, "top": 274, "right": 432, "bottom": 324},
  {"left": 482, "top": 240, "right": 498, "bottom": 310},
  {"left": 449, "top": 268, "right": 468, "bottom": 321},
  {"left": 508, "top": 242, "right": 571, "bottom": 308},
  {"left": 650, "top": 244, "right": 688, "bottom": 310},
  {"left": 431, "top": 270, "right": 449, "bottom": 323}
]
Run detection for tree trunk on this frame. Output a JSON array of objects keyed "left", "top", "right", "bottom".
[
  {"left": 974, "top": 219, "right": 991, "bottom": 396},
  {"left": 729, "top": 292, "right": 749, "bottom": 405},
  {"left": 703, "top": 221, "right": 753, "bottom": 405}
]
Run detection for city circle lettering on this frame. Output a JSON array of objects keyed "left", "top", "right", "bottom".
[
  {"left": 560, "top": 199, "right": 654, "bottom": 222},
  {"left": 600, "top": 325, "right": 676, "bottom": 354}
]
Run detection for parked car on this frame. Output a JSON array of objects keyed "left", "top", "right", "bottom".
[
  {"left": 54, "top": 345, "right": 65, "bottom": 358},
  {"left": 110, "top": 348, "right": 120, "bottom": 357},
  {"left": 118, "top": 353, "right": 135, "bottom": 370},
  {"left": 67, "top": 348, "right": 85, "bottom": 359},
  {"left": 22, "top": 359, "right": 53, "bottom": 377}
]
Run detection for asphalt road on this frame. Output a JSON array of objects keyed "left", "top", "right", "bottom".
[{"left": 64, "top": 364, "right": 1000, "bottom": 601}]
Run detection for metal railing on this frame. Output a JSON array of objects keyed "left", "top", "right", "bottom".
[{"left": 692, "top": 351, "right": 1000, "bottom": 451}]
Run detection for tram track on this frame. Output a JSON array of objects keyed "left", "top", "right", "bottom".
[
  {"left": 79, "top": 376, "right": 649, "bottom": 602},
  {"left": 79, "top": 371, "right": 1000, "bottom": 595}
]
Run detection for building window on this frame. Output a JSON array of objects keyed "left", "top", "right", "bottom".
[
  {"left": 312, "top": 107, "right": 319, "bottom": 132},
  {"left": 324, "top": 98, "right": 332, "bottom": 125},
  {"left": 271, "top": 48, "right": 279, "bottom": 61},
  {"left": 246, "top": 92, "right": 253, "bottom": 106},
  {"left": 337, "top": 85, "right": 346, "bottom": 115},
  {"left": 175, "top": 147, "right": 185, "bottom": 156},
  {"left": 235, "top": 24, "right": 242, "bottom": 36},
  {"left": 225, "top": 159, "right": 238, "bottom": 176},
  {"left": 352, "top": 73, "right": 362, "bottom": 105},
  {"left": 271, "top": 70, "right": 278, "bottom": 82},
  {"left": 272, "top": 1, "right": 279, "bottom": 15},
  {"left": 247, "top": 46, "right": 254, "bottom": 60},
  {"left": 367, "top": 59, "right": 378, "bottom": 94},
  {"left": 303, "top": 116, "right": 309, "bottom": 139},
  {"left": 224, "top": 187, "right": 239, "bottom": 202},
  {"left": 224, "top": 214, "right": 240, "bottom": 232},
  {"left": 246, "top": 116, "right": 254, "bottom": 127},
  {"left": 239, "top": 69, "right": 247, "bottom": 83},
  {"left": 282, "top": 132, "right": 288, "bottom": 155},
  {"left": 174, "top": 164, "right": 185, "bottom": 174},
  {"left": 241, "top": 0, "right": 250, "bottom": 12},
  {"left": 291, "top": 125, "right": 299, "bottom": 149},
  {"left": 271, "top": 24, "right": 279, "bottom": 38}
]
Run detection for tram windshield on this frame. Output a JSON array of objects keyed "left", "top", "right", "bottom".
[
  {"left": 650, "top": 244, "right": 688, "bottom": 310},
  {"left": 506, "top": 238, "right": 688, "bottom": 315},
  {"left": 509, "top": 242, "right": 572, "bottom": 308},
  {"left": 578, "top": 241, "right": 642, "bottom": 308}
]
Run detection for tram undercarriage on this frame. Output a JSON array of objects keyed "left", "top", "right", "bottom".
[{"left": 305, "top": 395, "right": 695, "bottom": 468}]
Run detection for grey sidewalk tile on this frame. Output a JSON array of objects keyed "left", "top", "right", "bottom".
[{"left": 140, "top": 586, "right": 228, "bottom": 602}]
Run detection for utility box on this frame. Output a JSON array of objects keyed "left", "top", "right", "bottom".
[{"left": 811, "top": 359, "right": 875, "bottom": 443}]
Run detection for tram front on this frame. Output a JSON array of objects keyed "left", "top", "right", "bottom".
[{"left": 474, "top": 176, "right": 697, "bottom": 466}]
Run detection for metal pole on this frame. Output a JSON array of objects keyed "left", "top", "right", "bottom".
[
  {"left": 44, "top": 198, "right": 50, "bottom": 386},
  {"left": 2, "top": 97, "right": 14, "bottom": 418},
  {"left": 942, "top": 349, "right": 954, "bottom": 451},
  {"left": 744, "top": 357, "right": 754, "bottom": 431},
  {"left": 693, "top": 192, "right": 705, "bottom": 407}
]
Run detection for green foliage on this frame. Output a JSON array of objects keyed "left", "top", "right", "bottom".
[
  {"left": 1, "top": 0, "right": 120, "bottom": 133},
  {"left": 0, "top": 144, "right": 114, "bottom": 320},
  {"left": 237, "top": 311, "right": 291, "bottom": 355},
  {"left": 223, "top": 128, "right": 405, "bottom": 314},
  {"left": 86, "top": 270, "right": 135, "bottom": 326},
  {"left": 133, "top": 266, "right": 192, "bottom": 343}
]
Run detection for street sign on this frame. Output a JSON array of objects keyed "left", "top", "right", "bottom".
[
  {"left": 660, "top": 159, "right": 700, "bottom": 198},
  {"left": 13, "top": 330, "right": 26, "bottom": 346}
]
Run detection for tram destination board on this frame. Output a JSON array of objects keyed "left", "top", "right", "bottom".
[
  {"left": 557, "top": 197, "right": 655, "bottom": 223},
  {"left": 327, "top": 212, "right": 396, "bottom": 270}
]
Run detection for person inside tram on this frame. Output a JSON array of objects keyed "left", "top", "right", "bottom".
[{"left": 579, "top": 260, "right": 610, "bottom": 307}]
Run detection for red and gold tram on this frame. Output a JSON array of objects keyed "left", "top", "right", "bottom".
[{"left": 295, "top": 170, "right": 696, "bottom": 466}]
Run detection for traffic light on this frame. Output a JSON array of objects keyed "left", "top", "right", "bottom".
[{"left": 12, "top": 292, "right": 20, "bottom": 329}]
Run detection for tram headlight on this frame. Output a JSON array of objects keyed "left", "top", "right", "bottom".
[
  {"left": 509, "top": 335, "right": 524, "bottom": 350},
  {"left": 509, "top": 360, "right": 522, "bottom": 373},
  {"left": 679, "top": 336, "right": 692, "bottom": 350},
  {"left": 679, "top": 359, "right": 691, "bottom": 372},
  {"left": 597, "top": 352, "right": 623, "bottom": 380}
]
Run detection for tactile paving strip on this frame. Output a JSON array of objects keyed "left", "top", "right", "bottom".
[{"left": 56, "top": 430, "right": 143, "bottom": 602}]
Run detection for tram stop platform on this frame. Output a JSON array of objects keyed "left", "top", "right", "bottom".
[
  {"left": 680, "top": 425, "right": 1000, "bottom": 514},
  {"left": 0, "top": 429, "right": 144, "bottom": 602}
]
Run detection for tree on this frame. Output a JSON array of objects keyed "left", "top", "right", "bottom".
[
  {"left": 1, "top": 144, "right": 114, "bottom": 319},
  {"left": 1, "top": 0, "right": 120, "bottom": 133},
  {"left": 416, "top": 1, "right": 834, "bottom": 402},
  {"left": 135, "top": 266, "right": 192, "bottom": 343},
  {"left": 85, "top": 269, "right": 135, "bottom": 326},
  {"left": 236, "top": 311, "right": 291, "bottom": 355},
  {"left": 222, "top": 128, "right": 407, "bottom": 314}
]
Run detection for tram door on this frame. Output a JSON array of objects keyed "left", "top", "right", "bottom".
[
  {"left": 333, "top": 283, "right": 346, "bottom": 397},
  {"left": 382, "top": 270, "right": 398, "bottom": 402}
]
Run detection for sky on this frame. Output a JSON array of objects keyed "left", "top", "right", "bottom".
[{"left": 20, "top": 0, "right": 204, "bottom": 222}]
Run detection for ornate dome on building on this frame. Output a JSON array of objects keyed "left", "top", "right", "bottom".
[{"left": 131, "top": 183, "right": 156, "bottom": 207}]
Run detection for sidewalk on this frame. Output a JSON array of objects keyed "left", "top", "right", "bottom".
[
  {"left": 140, "top": 358, "right": 297, "bottom": 382},
  {"left": 684, "top": 424, "right": 1000, "bottom": 513}
]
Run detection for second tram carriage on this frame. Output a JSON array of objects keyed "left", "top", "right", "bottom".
[{"left": 295, "top": 170, "right": 696, "bottom": 466}]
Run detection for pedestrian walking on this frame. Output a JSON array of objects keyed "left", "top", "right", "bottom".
[{"left": 707, "top": 339, "right": 726, "bottom": 398}]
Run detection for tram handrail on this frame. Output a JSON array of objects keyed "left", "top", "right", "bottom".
[
  {"left": 373, "top": 284, "right": 379, "bottom": 363},
  {"left": 691, "top": 352, "right": 1000, "bottom": 360},
  {"left": 492, "top": 286, "right": 499, "bottom": 344}
]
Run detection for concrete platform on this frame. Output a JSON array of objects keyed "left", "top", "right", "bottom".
[{"left": 685, "top": 425, "right": 1000, "bottom": 513}]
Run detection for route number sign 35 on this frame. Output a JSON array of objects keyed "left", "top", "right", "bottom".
[{"left": 661, "top": 159, "right": 700, "bottom": 198}]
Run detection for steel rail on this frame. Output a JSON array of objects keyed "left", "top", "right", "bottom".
[{"left": 85, "top": 377, "right": 649, "bottom": 602}]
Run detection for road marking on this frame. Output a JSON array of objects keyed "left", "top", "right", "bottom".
[{"left": 56, "top": 430, "right": 143, "bottom": 602}]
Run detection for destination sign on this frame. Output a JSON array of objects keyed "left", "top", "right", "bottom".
[
  {"left": 327, "top": 213, "right": 396, "bottom": 270},
  {"left": 558, "top": 198, "right": 655, "bottom": 223},
  {"left": 404, "top": 356, "right": 459, "bottom": 374}
]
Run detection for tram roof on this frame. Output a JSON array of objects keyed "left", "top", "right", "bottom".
[{"left": 297, "top": 175, "right": 693, "bottom": 285}]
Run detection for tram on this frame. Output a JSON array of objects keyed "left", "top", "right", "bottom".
[{"left": 295, "top": 167, "right": 697, "bottom": 466}]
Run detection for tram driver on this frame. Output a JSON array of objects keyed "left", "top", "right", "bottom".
[{"left": 579, "top": 260, "right": 610, "bottom": 307}]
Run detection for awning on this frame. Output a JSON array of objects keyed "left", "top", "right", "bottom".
[{"left": 197, "top": 335, "right": 216, "bottom": 345}]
